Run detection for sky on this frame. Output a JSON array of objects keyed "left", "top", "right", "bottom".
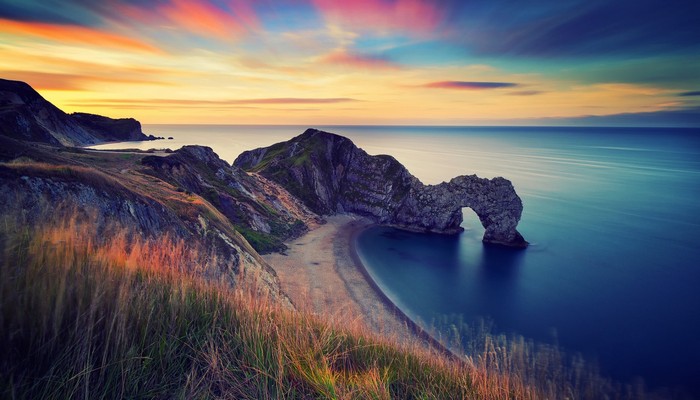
[{"left": 1, "top": 0, "right": 699, "bottom": 126}]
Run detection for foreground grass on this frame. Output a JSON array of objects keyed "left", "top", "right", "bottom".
[
  {"left": 0, "top": 217, "right": 524, "bottom": 400},
  {"left": 1, "top": 215, "right": 666, "bottom": 399}
]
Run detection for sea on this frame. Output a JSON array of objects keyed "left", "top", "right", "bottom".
[{"left": 91, "top": 124, "right": 700, "bottom": 395}]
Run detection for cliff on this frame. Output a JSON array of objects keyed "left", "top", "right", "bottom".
[
  {"left": 0, "top": 137, "right": 299, "bottom": 304},
  {"left": 235, "top": 129, "right": 527, "bottom": 247},
  {"left": 141, "top": 145, "right": 321, "bottom": 253},
  {"left": 72, "top": 112, "right": 150, "bottom": 142},
  {"left": 0, "top": 78, "right": 153, "bottom": 146}
]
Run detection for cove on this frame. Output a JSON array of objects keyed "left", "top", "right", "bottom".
[{"left": 351, "top": 128, "right": 700, "bottom": 396}]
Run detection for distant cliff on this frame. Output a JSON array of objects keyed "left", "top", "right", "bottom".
[
  {"left": 0, "top": 78, "right": 154, "bottom": 146},
  {"left": 235, "top": 129, "right": 527, "bottom": 247}
]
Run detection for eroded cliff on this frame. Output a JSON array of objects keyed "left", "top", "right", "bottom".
[{"left": 235, "top": 129, "right": 527, "bottom": 247}]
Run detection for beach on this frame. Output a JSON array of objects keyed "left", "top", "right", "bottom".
[{"left": 263, "top": 214, "right": 418, "bottom": 342}]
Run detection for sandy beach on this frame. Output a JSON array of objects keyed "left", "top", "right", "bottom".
[{"left": 263, "top": 214, "right": 418, "bottom": 341}]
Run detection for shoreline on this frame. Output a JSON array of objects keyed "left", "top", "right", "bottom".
[
  {"left": 264, "top": 214, "right": 462, "bottom": 361},
  {"left": 346, "top": 220, "right": 463, "bottom": 361}
]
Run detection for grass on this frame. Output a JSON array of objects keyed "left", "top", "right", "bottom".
[
  {"left": 0, "top": 212, "right": 665, "bottom": 399},
  {"left": 0, "top": 214, "right": 485, "bottom": 399}
]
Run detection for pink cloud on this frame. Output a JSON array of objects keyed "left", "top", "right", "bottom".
[
  {"left": 228, "top": 0, "right": 260, "bottom": 30},
  {"left": 119, "top": 0, "right": 259, "bottom": 40},
  {"left": 160, "top": 0, "right": 244, "bottom": 40},
  {"left": 312, "top": 0, "right": 443, "bottom": 35},
  {"left": 321, "top": 49, "right": 401, "bottom": 70}
]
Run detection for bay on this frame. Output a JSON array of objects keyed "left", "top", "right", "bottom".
[{"left": 92, "top": 124, "right": 700, "bottom": 394}]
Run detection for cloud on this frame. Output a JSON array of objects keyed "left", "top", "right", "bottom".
[
  {"left": 0, "top": 71, "right": 171, "bottom": 90},
  {"left": 446, "top": 0, "right": 700, "bottom": 58},
  {"left": 546, "top": 107, "right": 700, "bottom": 128},
  {"left": 0, "top": 0, "right": 103, "bottom": 25},
  {"left": 320, "top": 49, "right": 401, "bottom": 70},
  {"left": 509, "top": 90, "right": 543, "bottom": 96},
  {"left": 679, "top": 91, "right": 700, "bottom": 97},
  {"left": 0, "top": 17, "right": 159, "bottom": 53},
  {"left": 157, "top": 0, "right": 245, "bottom": 40},
  {"left": 74, "top": 98, "right": 360, "bottom": 107},
  {"left": 311, "top": 0, "right": 444, "bottom": 36},
  {"left": 424, "top": 81, "right": 518, "bottom": 90}
]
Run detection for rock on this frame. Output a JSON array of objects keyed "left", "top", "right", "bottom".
[
  {"left": 0, "top": 78, "right": 151, "bottom": 146},
  {"left": 142, "top": 145, "right": 321, "bottom": 253},
  {"left": 71, "top": 112, "right": 148, "bottom": 142},
  {"left": 235, "top": 129, "right": 528, "bottom": 248}
]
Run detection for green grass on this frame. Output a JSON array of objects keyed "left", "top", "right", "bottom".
[{"left": 234, "top": 225, "right": 287, "bottom": 254}]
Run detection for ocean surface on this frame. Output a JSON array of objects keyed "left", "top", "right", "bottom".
[{"left": 92, "top": 125, "right": 700, "bottom": 394}]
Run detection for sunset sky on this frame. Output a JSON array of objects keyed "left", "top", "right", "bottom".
[{"left": 1, "top": 0, "right": 699, "bottom": 125}]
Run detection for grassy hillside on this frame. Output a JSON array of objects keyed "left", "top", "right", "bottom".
[
  {"left": 0, "top": 164, "right": 663, "bottom": 399},
  {"left": 1, "top": 212, "right": 668, "bottom": 399},
  {"left": 0, "top": 215, "right": 521, "bottom": 400}
]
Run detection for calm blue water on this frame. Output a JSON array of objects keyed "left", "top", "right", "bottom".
[
  {"left": 350, "top": 126, "right": 700, "bottom": 395},
  {"left": 93, "top": 125, "right": 700, "bottom": 394}
]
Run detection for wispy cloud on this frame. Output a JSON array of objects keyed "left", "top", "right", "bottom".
[
  {"left": 320, "top": 49, "right": 401, "bottom": 70},
  {"left": 509, "top": 90, "right": 543, "bottom": 96},
  {"left": 73, "top": 98, "right": 360, "bottom": 107},
  {"left": 679, "top": 91, "right": 700, "bottom": 97},
  {"left": 0, "top": 18, "right": 159, "bottom": 53},
  {"left": 424, "top": 81, "right": 518, "bottom": 90},
  {"left": 312, "top": 0, "right": 444, "bottom": 36},
  {"left": 0, "top": 70, "right": 171, "bottom": 90},
  {"left": 158, "top": 0, "right": 244, "bottom": 40},
  {"left": 448, "top": 0, "right": 700, "bottom": 58}
]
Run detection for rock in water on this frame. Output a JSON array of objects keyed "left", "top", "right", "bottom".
[{"left": 234, "top": 129, "right": 528, "bottom": 248}]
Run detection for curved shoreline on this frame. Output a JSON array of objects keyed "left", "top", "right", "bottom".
[
  {"left": 346, "top": 221, "right": 463, "bottom": 362},
  {"left": 263, "top": 214, "right": 462, "bottom": 362}
]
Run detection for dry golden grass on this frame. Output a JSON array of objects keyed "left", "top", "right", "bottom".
[{"left": 0, "top": 209, "right": 664, "bottom": 399}]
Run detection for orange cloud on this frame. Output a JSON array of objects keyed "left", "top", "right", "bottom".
[
  {"left": 0, "top": 18, "right": 159, "bottom": 53},
  {"left": 71, "top": 98, "right": 359, "bottom": 107},
  {"left": 0, "top": 71, "right": 173, "bottom": 91},
  {"left": 159, "top": 0, "right": 245, "bottom": 40},
  {"left": 312, "top": 0, "right": 443, "bottom": 35},
  {"left": 321, "top": 49, "right": 401, "bottom": 70}
]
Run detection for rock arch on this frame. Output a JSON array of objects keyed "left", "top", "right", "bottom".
[{"left": 235, "top": 129, "right": 528, "bottom": 248}]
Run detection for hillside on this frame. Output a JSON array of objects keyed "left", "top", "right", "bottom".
[
  {"left": 0, "top": 78, "right": 155, "bottom": 146},
  {"left": 0, "top": 218, "right": 532, "bottom": 399}
]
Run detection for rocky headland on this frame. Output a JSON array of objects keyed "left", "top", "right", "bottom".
[
  {"left": 0, "top": 78, "right": 158, "bottom": 146},
  {"left": 0, "top": 78, "right": 527, "bottom": 315},
  {"left": 235, "top": 128, "right": 527, "bottom": 247}
]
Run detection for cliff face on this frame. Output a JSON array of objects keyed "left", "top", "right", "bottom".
[
  {"left": 142, "top": 145, "right": 321, "bottom": 253},
  {"left": 235, "top": 129, "right": 527, "bottom": 247},
  {"left": 0, "top": 78, "right": 152, "bottom": 146},
  {"left": 0, "top": 155, "right": 292, "bottom": 305},
  {"left": 72, "top": 112, "right": 147, "bottom": 142}
]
